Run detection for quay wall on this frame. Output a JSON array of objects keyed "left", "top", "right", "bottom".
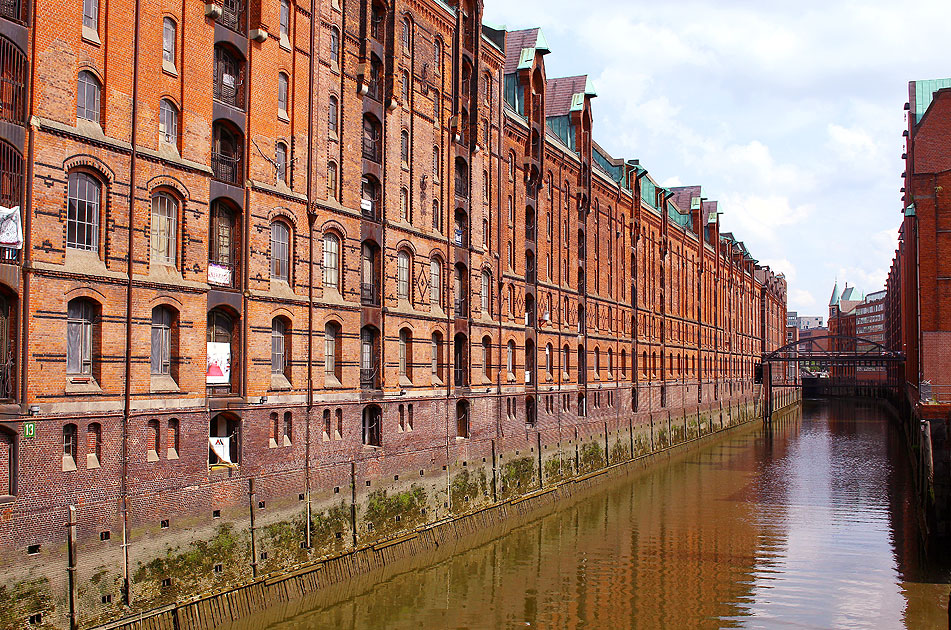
[{"left": 0, "top": 385, "right": 798, "bottom": 630}]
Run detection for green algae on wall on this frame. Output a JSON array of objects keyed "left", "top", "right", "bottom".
[
  {"left": 363, "top": 485, "right": 427, "bottom": 538},
  {"left": 132, "top": 523, "right": 247, "bottom": 608},
  {"left": 499, "top": 457, "right": 535, "bottom": 499},
  {"left": 450, "top": 469, "right": 488, "bottom": 511},
  {"left": 579, "top": 442, "right": 605, "bottom": 474},
  {"left": 0, "top": 576, "right": 54, "bottom": 629},
  {"left": 610, "top": 440, "right": 631, "bottom": 464}
]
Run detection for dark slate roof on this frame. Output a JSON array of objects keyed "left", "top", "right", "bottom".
[
  {"left": 669, "top": 186, "right": 701, "bottom": 213},
  {"left": 504, "top": 28, "right": 540, "bottom": 75},
  {"left": 546, "top": 76, "right": 588, "bottom": 117}
]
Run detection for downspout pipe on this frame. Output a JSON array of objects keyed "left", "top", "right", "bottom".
[
  {"left": 21, "top": 0, "right": 38, "bottom": 409},
  {"left": 304, "top": 0, "right": 317, "bottom": 551},
  {"left": 121, "top": 0, "right": 144, "bottom": 604}
]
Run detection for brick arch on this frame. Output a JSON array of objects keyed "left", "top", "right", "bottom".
[
  {"left": 268, "top": 306, "right": 294, "bottom": 322},
  {"left": 76, "top": 63, "right": 104, "bottom": 85},
  {"left": 148, "top": 295, "right": 184, "bottom": 310},
  {"left": 318, "top": 218, "right": 347, "bottom": 239},
  {"left": 146, "top": 174, "right": 189, "bottom": 200},
  {"left": 393, "top": 239, "right": 416, "bottom": 257},
  {"left": 268, "top": 206, "right": 298, "bottom": 231},
  {"left": 63, "top": 286, "right": 107, "bottom": 305},
  {"left": 395, "top": 319, "right": 417, "bottom": 332},
  {"left": 63, "top": 154, "right": 115, "bottom": 184}
]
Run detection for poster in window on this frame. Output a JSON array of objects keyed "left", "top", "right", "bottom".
[
  {"left": 0, "top": 206, "right": 22, "bottom": 250},
  {"left": 209, "top": 436, "right": 234, "bottom": 466},
  {"left": 208, "top": 263, "right": 232, "bottom": 286},
  {"left": 206, "top": 342, "right": 231, "bottom": 384}
]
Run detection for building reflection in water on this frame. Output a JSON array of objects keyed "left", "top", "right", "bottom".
[{"left": 223, "top": 401, "right": 951, "bottom": 630}]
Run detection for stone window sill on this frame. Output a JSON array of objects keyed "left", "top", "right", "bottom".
[
  {"left": 270, "top": 373, "right": 292, "bottom": 391},
  {"left": 65, "top": 378, "right": 102, "bottom": 395},
  {"left": 150, "top": 374, "right": 180, "bottom": 393},
  {"left": 324, "top": 375, "right": 342, "bottom": 388},
  {"left": 280, "top": 34, "right": 291, "bottom": 50},
  {"left": 62, "top": 455, "right": 77, "bottom": 472},
  {"left": 162, "top": 60, "right": 178, "bottom": 77},
  {"left": 147, "top": 449, "right": 159, "bottom": 462},
  {"left": 82, "top": 26, "right": 101, "bottom": 46},
  {"left": 86, "top": 454, "right": 100, "bottom": 469},
  {"left": 278, "top": 109, "right": 289, "bottom": 122},
  {"left": 167, "top": 448, "right": 179, "bottom": 460}
]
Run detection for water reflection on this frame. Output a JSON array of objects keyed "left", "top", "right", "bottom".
[{"left": 234, "top": 400, "right": 950, "bottom": 630}]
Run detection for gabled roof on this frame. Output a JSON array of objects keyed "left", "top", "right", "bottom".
[
  {"left": 503, "top": 28, "right": 550, "bottom": 75},
  {"left": 669, "top": 186, "right": 701, "bottom": 215},
  {"left": 546, "top": 75, "right": 597, "bottom": 117},
  {"left": 702, "top": 200, "right": 718, "bottom": 225}
]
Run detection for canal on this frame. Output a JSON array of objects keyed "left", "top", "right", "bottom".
[{"left": 229, "top": 399, "right": 951, "bottom": 629}]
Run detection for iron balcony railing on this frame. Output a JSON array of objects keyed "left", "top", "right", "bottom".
[
  {"left": 525, "top": 223, "right": 535, "bottom": 242},
  {"left": 362, "top": 134, "right": 381, "bottom": 162},
  {"left": 454, "top": 366, "right": 467, "bottom": 387},
  {"left": 219, "top": 0, "right": 245, "bottom": 34},
  {"left": 0, "top": 352, "right": 14, "bottom": 399},
  {"left": 212, "top": 152, "right": 241, "bottom": 186},
  {"left": 454, "top": 297, "right": 467, "bottom": 318},
  {"left": 0, "top": 0, "right": 25, "bottom": 24},
  {"left": 361, "top": 283, "right": 380, "bottom": 306},
  {"left": 360, "top": 367, "right": 378, "bottom": 389},
  {"left": 0, "top": 247, "right": 17, "bottom": 264}
]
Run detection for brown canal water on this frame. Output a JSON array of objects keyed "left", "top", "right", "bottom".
[{"left": 232, "top": 400, "right": 951, "bottom": 629}]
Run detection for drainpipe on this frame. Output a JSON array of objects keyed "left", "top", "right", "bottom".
[
  {"left": 240, "top": 0, "right": 251, "bottom": 403},
  {"left": 303, "top": 0, "right": 317, "bottom": 551},
  {"left": 21, "top": 0, "right": 38, "bottom": 409},
  {"left": 120, "top": 0, "right": 144, "bottom": 604}
]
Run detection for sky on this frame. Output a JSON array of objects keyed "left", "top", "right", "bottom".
[{"left": 482, "top": 0, "right": 951, "bottom": 316}]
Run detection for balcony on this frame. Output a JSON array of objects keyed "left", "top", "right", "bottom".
[
  {"left": 360, "top": 368, "right": 379, "bottom": 390},
  {"left": 219, "top": 0, "right": 245, "bottom": 34},
  {"left": 362, "top": 132, "right": 381, "bottom": 163},
  {"left": 0, "top": 0, "right": 24, "bottom": 23},
  {"left": 526, "top": 223, "right": 535, "bottom": 242},
  {"left": 454, "top": 366, "right": 467, "bottom": 388},
  {"left": 361, "top": 283, "right": 380, "bottom": 306},
  {"left": 212, "top": 152, "right": 241, "bottom": 186},
  {"left": 0, "top": 248, "right": 17, "bottom": 264},
  {"left": 454, "top": 297, "right": 467, "bottom": 318}
]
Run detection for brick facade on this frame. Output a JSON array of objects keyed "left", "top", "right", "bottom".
[{"left": 0, "top": 1, "right": 787, "bottom": 627}]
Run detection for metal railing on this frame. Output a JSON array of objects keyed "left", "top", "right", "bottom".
[
  {"left": 0, "top": 247, "right": 17, "bottom": 264},
  {"left": 454, "top": 297, "right": 467, "bottom": 318},
  {"left": 362, "top": 134, "right": 380, "bottom": 162},
  {"left": 219, "top": 0, "right": 245, "bottom": 34},
  {"left": 0, "top": 0, "right": 24, "bottom": 24},
  {"left": 0, "top": 37, "right": 26, "bottom": 124},
  {"left": 454, "top": 366, "right": 467, "bottom": 387},
  {"left": 360, "top": 368, "right": 378, "bottom": 390},
  {"left": 361, "top": 283, "right": 380, "bottom": 306},
  {"left": 212, "top": 152, "right": 241, "bottom": 185}
]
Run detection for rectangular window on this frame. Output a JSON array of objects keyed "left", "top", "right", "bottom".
[
  {"left": 66, "top": 301, "right": 94, "bottom": 375},
  {"left": 280, "top": 0, "right": 290, "bottom": 37},
  {"left": 150, "top": 308, "right": 172, "bottom": 375}
]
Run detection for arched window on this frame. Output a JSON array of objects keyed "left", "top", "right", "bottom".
[
  {"left": 430, "top": 258, "right": 442, "bottom": 309},
  {"left": 77, "top": 70, "right": 101, "bottom": 123},
  {"left": 506, "top": 340, "right": 515, "bottom": 375},
  {"left": 360, "top": 326, "right": 380, "bottom": 389},
  {"left": 453, "top": 263, "right": 467, "bottom": 317},
  {"left": 481, "top": 270, "right": 491, "bottom": 315},
  {"left": 209, "top": 201, "right": 238, "bottom": 287},
  {"left": 362, "top": 405, "right": 382, "bottom": 446},
  {"left": 271, "top": 318, "right": 287, "bottom": 376},
  {"left": 594, "top": 348, "right": 600, "bottom": 376},
  {"left": 86, "top": 422, "right": 102, "bottom": 468},
  {"left": 207, "top": 309, "right": 235, "bottom": 392},
  {"left": 212, "top": 121, "right": 243, "bottom": 185},
  {"left": 67, "top": 172, "right": 101, "bottom": 252},
  {"left": 608, "top": 349, "right": 613, "bottom": 376},
  {"left": 327, "top": 161, "right": 338, "bottom": 200},
  {"left": 362, "top": 114, "right": 382, "bottom": 162},
  {"left": 432, "top": 198, "right": 442, "bottom": 231},
  {"left": 150, "top": 306, "right": 174, "bottom": 377},
  {"left": 328, "top": 95, "right": 339, "bottom": 136},
  {"left": 545, "top": 343, "right": 552, "bottom": 375},
  {"left": 400, "top": 129, "right": 409, "bottom": 165},
  {"left": 66, "top": 298, "right": 97, "bottom": 376},
  {"left": 361, "top": 175, "right": 380, "bottom": 220},
  {"left": 283, "top": 411, "right": 293, "bottom": 445},
  {"left": 401, "top": 17, "right": 411, "bottom": 53},
  {"left": 398, "top": 328, "right": 412, "bottom": 379},
  {"left": 482, "top": 335, "right": 491, "bottom": 377},
  {"left": 322, "top": 232, "right": 340, "bottom": 290},
  {"left": 63, "top": 423, "right": 78, "bottom": 470},
  {"left": 433, "top": 37, "right": 442, "bottom": 74},
  {"left": 150, "top": 191, "right": 178, "bottom": 266},
  {"left": 433, "top": 145, "right": 440, "bottom": 179},
  {"left": 401, "top": 69, "right": 410, "bottom": 102},
  {"left": 324, "top": 321, "right": 341, "bottom": 381},
  {"left": 400, "top": 187, "right": 409, "bottom": 223},
  {"left": 168, "top": 418, "right": 180, "bottom": 457},
  {"left": 366, "top": 55, "right": 383, "bottom": 101},
  {"left": 146, "top": 419, "right": 160, "bottom": 459},
  {"left": 270, "top": 221, "right": 290, "bottom": 281},
  {"left": 279, "top": 0, "right": 290, "bottom": 38},
  {"left": 562, "top": 344, "right": 570, "bottom": 375},
  {"left": 213, "top": 44, "right": 245, "bottom": 109},
  {"left": 330, "top": 27, "right": 340, "bottom": 66},
  {"left": 431, "top": 331, "right": 443, "bottom": 382},
  {"left": 278, "top": 73, "right": 291, "bottom": 116},
  {"left": 275, "top": 142, "right": 288, "bottom": 184},
  {"left": 397, "top": 250, "right": 411, "bottom": 300},
  {"left": 456, "top": 400, "right": 470, "bottom": 439},
  {"left": 159, "top": 99, "right": 178, "bottom": 146}
]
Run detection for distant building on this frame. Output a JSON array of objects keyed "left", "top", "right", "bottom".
[
  {"left": 797, "top": 316, "right": 823, "bottom": 330},
  {"left": 828, "top": 281, "right": 862, "bottom": 381},
  {"left": 855, "top": 291, "right": 887, "bottom": 382}
]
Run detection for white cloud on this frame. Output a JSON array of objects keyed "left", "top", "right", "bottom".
[{"left": 790, "top": 289, "right": 817, "bottom": 311}]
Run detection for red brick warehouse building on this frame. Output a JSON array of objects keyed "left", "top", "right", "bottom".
[{"left": 0, "top": 0, "right": 789, "bottom": 626}]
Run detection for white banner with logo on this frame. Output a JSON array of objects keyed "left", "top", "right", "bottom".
[
  {"left": 0, "top": 206, "right": 22, "bottom": 250},
  {"left": 209, "top": 436, "right": 234, "bottom": 466},
  {"left": 206, "top": 342, "right": 231, "bottom": 384},
  {"left": 208, "top": 263, "right": 232, "bottom": 286}
]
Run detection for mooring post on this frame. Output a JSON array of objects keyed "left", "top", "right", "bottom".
[
  {"left": 248, "top": 478, "right": 258, "bottom": 578},
  {"left": 67, "top": 505, "right": 78, "bottom": 630}
]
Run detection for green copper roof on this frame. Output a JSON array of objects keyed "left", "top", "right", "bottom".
[
  {"left": 584, "top": 76, "right": 597, "bottom": 97},
  {"left": 534, "top": 28, "right": 550, "bottom": 54},
  {"left": 517, "top": 48, "right": 535, "bottom": 70},
  {"left": 914, "top": 78, "right": 951, "bottom": 123},
  {"left": 905, "top": 203, "right": 916, "bottom": 216}
]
